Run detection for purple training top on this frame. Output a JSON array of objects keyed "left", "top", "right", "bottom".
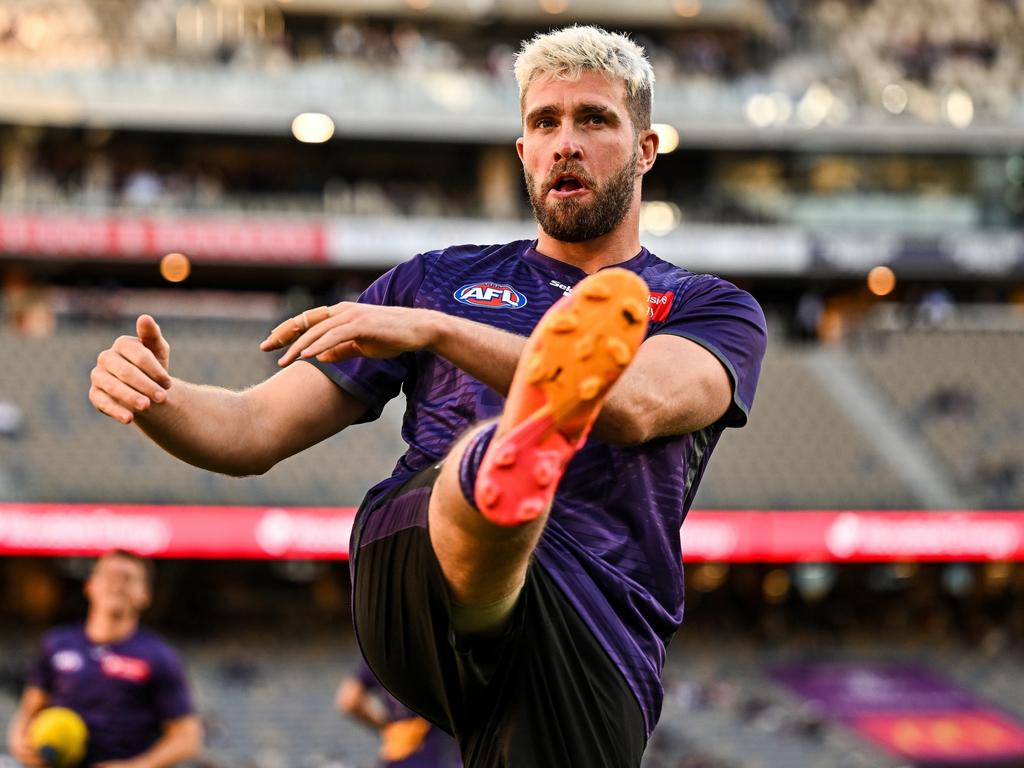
[
  {"left": 28, "top": 624, "right": 194, "bottom": 765},
  {"left": 313, "top": 240, "right": 767, "bottom": 738},
  {"left": 355, "top": 662, "right": 462, "bottom": 767}
]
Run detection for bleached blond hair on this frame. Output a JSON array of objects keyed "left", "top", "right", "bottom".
[{"left": 514, "top": 25, "right": 655, "bottom": 132}]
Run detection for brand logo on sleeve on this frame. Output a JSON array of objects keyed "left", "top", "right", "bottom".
[
  {"left": 100, "top": 653, "right": 151, "bottom": 683},
  {"left": 454, "top": 282, "right": 527, "bottom": 309},
  {"left": 648, "top": 291, "right": 674, "bottom": 322}
]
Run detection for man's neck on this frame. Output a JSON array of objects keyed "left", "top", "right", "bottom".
[
  {"left": 535, "top": 215, "right": 643, "bottom": 275},
  {"left": 85, "top": 610, "right": 138, "bottom": 645}
]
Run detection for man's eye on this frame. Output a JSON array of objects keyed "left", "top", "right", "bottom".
[
  {"left": 536, "top": 118, "right": 555, "bottom": 129},
  {"left": 587, "top": 115, "right": 605, "bottom": 124}
]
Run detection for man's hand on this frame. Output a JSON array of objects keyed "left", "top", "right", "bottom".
[
  {"left": 89, "top": 315, "right": 173, "bottom": 425},
  {"left": 261, "top": 303, "right": 441, "bottom": 367},
  {"left": 7, "top": 727, "right": 44, "bottom": 767},
  {"left": 379, "top": 716, "right": 431, "bottom": 761}
]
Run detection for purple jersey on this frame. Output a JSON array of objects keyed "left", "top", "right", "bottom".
[
  {"left": 355, "top": 663, "right": 462, "bottom": 767},
  {"left": 28, "top": 624, "right": 194, "bottom": 765},
  {"left": 314, "top": 240, "right": 766, "bottom": 736}
]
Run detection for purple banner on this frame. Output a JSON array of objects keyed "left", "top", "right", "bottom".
[{"left": 771, "top": 662, "right": 1024, "bottom": 765}]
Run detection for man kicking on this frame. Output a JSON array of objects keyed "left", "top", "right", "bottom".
[{"left": 89, "top": 25, "right": 767, "bottom": 766}]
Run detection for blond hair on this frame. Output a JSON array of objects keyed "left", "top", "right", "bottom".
[{"left": 513, "top": 25, "right": 655, "bottom": 132}]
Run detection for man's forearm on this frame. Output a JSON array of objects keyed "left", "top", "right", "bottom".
[
  {"left": 426, "top": 312, "right": 646, "bottom": 443},
  {"left": 427, "top": 312, "right": 525, "bottom": 395},
  {"left": 125, "top": 718, "right": 202, "bottom": 768},
  {"left": 133, "top": 380, "right": 267, "bottom": 476}
]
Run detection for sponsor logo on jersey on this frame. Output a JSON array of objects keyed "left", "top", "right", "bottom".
[
  {"left": 454, "top": 282, "right": 527, "bottom": 309},
  {"left": 101, "top": 653, "right": 151, "bottom": 683},
  {"left": 53, "top": 650, "right": 83, "bottom": 673},
  {"left": 548, "top": 278, "right": 573, "bottom": 296},
  {"left": 648, "top": 291, "right": 674, "bottom": 322}
]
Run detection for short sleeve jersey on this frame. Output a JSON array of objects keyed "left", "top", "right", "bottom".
[
  {"left": 28, "top": 624, "right": 194, "bottom": 765},
  {"left": 314, "top": 240, "right": 767, "bottom": 737}
]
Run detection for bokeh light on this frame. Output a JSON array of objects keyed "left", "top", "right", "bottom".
[
  {"left": 652, "top": 123, "right": 679, "bottom": 154},
  {"left": 159, "top": 252, "right": 191, "bottom": 283},
  {"left": 881, "top": 83, "right": 908, "bottom": 114},
  {"left": 943, "top": 88, "right": 974, "bottom": 129},
  {"left": 640, "top": 201, "right": 682, "bottom": 236},
  {"left": 291, "top": 113, "right": 335, "bottom": 144},
  {"left": 867, "top": 265, "right": 897, "bottom": 296},
  {"left": 672, "top": 0, "right": 702, "bottom": 17}
]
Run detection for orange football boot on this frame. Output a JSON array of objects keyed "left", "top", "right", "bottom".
[{"left": 474, "top": 267, "right": 650, "bottom": 526}]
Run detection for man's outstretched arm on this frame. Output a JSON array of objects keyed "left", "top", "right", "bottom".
[
  {"left": 264, "top": 302, "right": 731, "bottom": 444},
  {"left": 89, "top": 315, "right": 368, "bottom": 476}
]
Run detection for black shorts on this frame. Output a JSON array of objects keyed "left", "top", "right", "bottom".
[{"left": 351, "top": 465, "right": 647, "bottom": 768}]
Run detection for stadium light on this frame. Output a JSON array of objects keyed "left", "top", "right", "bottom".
[
  {"left": 763, "top": 569, "right": 790, "bottom": 603},
  {"left": 538, "top": 0, "right": 568, "bottom": 13},
  {"left": 881, "top": 83, "right": 908, "bottom": 115},
  {"left": 797, "top": 83, "right": 832, "bottom": 127},
  {"left": 943, "top": 88, "right": 974, "bottom": 129},
  {"left": 652, "top": 123, "right": 679, "bottom": 154},
  {"left": 745, "top": 94, "right": 777, "bottom": 128},
  {"left": 672, "top": 0, "right": 702, "bottom": 17},
  {"left": 291, "top": 113, "right": 335, "bottom": 143},
  {"left": 867, "top": 265, "right": 896, "bottom": 297},
  {"left": 159, "top": 253, "right": 191, "bottom": 283},
  {"left": 639, "top": 201, "right": 682, "bottom": 236}
]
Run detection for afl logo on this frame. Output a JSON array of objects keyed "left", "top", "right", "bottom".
[{"left": 454, "top": 282, "right": 527, "bottom": 309}]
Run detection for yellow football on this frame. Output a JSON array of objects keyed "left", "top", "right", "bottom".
[{"left": 29, "top": 707, "right": 88, "bottom": 768}]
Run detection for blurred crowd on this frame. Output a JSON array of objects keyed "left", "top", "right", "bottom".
[
  {"left": 814, "top": 0, "right": 1024, "bottom": 122},
  {"left": 2, "top": 0, "right": 1023, "bottom": 123}
]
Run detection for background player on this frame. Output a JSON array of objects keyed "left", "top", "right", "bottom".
[
  {"left": 6, "top": 550, "right": 203, "bottom": 767},
  {"left": 336, "top": 662, "right": 461, "bottom": 768}
]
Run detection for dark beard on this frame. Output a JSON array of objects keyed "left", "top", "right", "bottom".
[{"left": 525, "top": 151, "right": 637, "bottom": 243}]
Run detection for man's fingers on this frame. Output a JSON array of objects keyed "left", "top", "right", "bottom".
[
  {"left": 297, "top": 319, "right": 362, "bottom": 360},
  {"left": 116, "top": 341, "right": 172, "bottom": 391},
  {"left": 315, "top": 340, "right": 362, "bottom": 363},
  {"left": 91, "top": 368, "right": 154, "bottom": 413},
  {"left": 261, "top": 306, "right": 334, "bottom": 351},
  {"left": 97, "top": 350, "right": 168, "bottom": 402},
  {"left": 276, "top": 314, "right": 351, "bottom": 367},
  {"left": 136, "top": 314, "right": 170, "bottom": 362},
  {"left": 90, "top": 387, "right": 135, "bottom": 424}
]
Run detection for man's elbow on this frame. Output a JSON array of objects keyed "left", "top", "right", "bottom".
[{"left": 595, "top": 404, "right": 653, "bottom": 446}]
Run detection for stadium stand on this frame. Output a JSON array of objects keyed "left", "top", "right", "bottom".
[
  {"left": 4, "top": 308, "right": 1023, "bottom": 510},
  {"left": 4, "top": 624, "right": 1023, "bottom": 767},
  {"left": 695, "top": 335, "right": 917, "bottom": 510},
  {"left": 849, "top": 327, "right": 1024, "bottom": 509},
  {"left": 0, "top": 317, "right": 407, "bottom": 506}
]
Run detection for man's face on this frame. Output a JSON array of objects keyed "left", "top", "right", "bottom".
[
  {"left": 517, "top": 70, "right": 642, "bottom": 243},
  {"left": 85, "top": 555, "right": 150, "bottom": 617}
]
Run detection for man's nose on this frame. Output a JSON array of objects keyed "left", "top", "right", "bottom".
[{"left": 554, "top": 127, "right": 583, "bottom": 162}]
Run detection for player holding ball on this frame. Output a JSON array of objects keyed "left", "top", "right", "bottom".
[{"left": 6, "top": 550, "right": 203, "bottom": 767}]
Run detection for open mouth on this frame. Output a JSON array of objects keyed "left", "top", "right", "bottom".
[{"left": 548, "top": 173, "right": 590, "bottom": 198}]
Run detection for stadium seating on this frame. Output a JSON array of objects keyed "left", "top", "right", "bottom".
[
  {"left": 0, "top": 320, "right": 406, "bottom": 507},
  {"left": 694, "top": 337, "right": 916, "bottom": 510},
  {"left": 4, "top": 628, "right": 1022, "bottom": 767},
  {"left": 849, "top": 329, "right": 1024, "bottom": 508}
]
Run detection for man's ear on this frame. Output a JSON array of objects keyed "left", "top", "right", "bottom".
[
  {"left": 638, "top": 129, "right": 659, "bottom": 175},
  {"left": 515, "top": 136, "right": 526, "bottom": 163}
]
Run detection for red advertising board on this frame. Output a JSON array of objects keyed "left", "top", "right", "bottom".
[
  {"left": 0, "top": 504, "right": 1022, "bottom": 561},
  {"left": 0, "top": 212, "right": 327, "bottom": 263}
]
